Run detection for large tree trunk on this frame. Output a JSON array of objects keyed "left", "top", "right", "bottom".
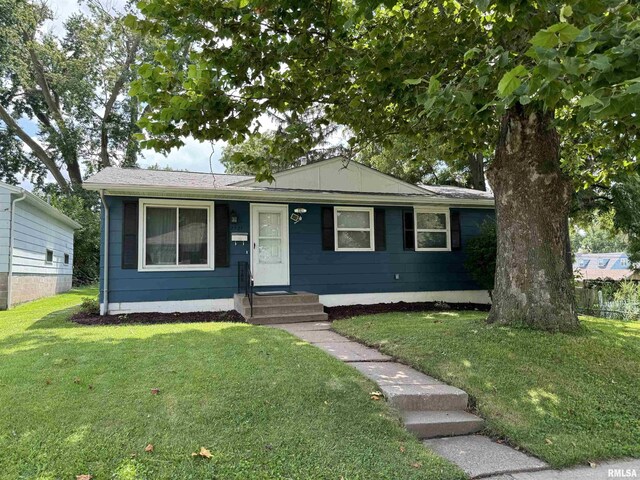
[{"left": 486, "top": 104, "right": 579, "bottom": 332}]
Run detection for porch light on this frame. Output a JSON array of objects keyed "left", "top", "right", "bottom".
[
  {"left": 230, "top": 210, "right": 238, "bottom": 224},
  {"left": 294, "top": 207, "right": 307, "bottom": 214}
]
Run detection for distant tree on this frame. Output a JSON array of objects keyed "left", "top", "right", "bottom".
[
  {"left": 570, "top": 211, "right": 628, "bottom": 254},
  {"left": 0, "top": 0, "right": 148, "bottom": 189},
  {"left": 44, "top": 186, "right": 101, "bottom": 285},
  {"left": 221, "top": 108, "right": 347, "bottom": 177}
]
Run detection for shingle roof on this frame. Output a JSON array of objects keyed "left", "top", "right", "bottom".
[
  {"left": 84, "top": 166, "right": 495, "bottom": 206},
  {"left": 84, "top": 167, "right": 253, "bottom": 189},
  {"left": 419, "top": 185, "right": 494, "bottom": 200}
]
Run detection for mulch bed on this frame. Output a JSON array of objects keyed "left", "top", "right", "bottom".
[
  {"left": 326, "top": 301, "right": 490, "bottom": 321},
  {"left": 72, "top": 310, "right": 246, "bottom": 326}
]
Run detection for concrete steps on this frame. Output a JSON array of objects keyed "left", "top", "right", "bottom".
[
  {"left": 403, "top": 411, "right": 484, "bottom": 439},
  {"left": 381, "top": 384, "right": 469, "bottom": 411},
  {"left": 234, "top": 292, "right": 328, "bottom": 324}
]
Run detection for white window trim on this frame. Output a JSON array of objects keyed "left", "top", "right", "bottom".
[
  {"left": 138, "top": 198, "right": 215, "bottom": 272},
  {"left": 334, "top": 206, "right": 375, "bottom": 252},
  {"left": 414, "top": 207, "right": 451, "bottom": 252}
]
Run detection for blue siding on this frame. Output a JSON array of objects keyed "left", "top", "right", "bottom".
[{"left": 101, "top": 196, "right": 493, "bottom": 303}]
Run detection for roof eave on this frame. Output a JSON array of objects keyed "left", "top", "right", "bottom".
[
  {"left": 5, "top": 185, "right": 82, "bottom": 229},
  {"left": 83, "top": 182, "right": 495, "bottom": 207}
]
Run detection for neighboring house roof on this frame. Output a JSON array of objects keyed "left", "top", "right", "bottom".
[
  {"left": 573, "top": 252, "right": 639, "bottom": 281},
  {"left": 84, "top": 158, "right": 495, "bottom": 207},
  {"left": 1, "top": 182, "right": 81, "bottom": 230}
]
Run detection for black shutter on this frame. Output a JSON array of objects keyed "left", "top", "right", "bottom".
[
  {"left": 450, "top": 211, "right": 462, "bottom": 251},
  {"left": 215, "top": 204, "right": 230, "bottom": 267},
  {"left": 321, "top": 207, "right": 335, "bottom": 250},
  {"left": 374, "top": 208, "right": 386, "bottom": 251},
  {"left": 121, "top": 201, "right": 138, "bottom": 269},
  {"left": 403, "top": 210, "right": 415, "bottom": 250}
]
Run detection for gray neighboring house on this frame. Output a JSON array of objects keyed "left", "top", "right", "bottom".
[{"left": 0, "top": 182, "right": 81, "bottom": 309}]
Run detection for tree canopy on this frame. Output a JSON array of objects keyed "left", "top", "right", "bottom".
[{"left": 0, "top": 0, "right": 149, "bottom": 189}]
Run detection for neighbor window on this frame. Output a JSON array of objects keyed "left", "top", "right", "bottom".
[
  {"left": 45, "top": 249, "right": 53, "bottom": 263},
  {"left": 414, "top": 208, "right": 450, "bottom": 251},
  {"left": 598, "top": 258, "right": 609, "bottom": 268},
  {"left": 139, "top": 199, "right": 214, "bottom": 270},
  {"left": 620, "top": 258, "right": 630, "bottom": 267},
  {"left": 64, "top": 253, "right": 70, "bottom": 265},
  {"left": 334, "top": 207, "right": 374, "bottom": 251},
  {"left": 578, "top": 258, "right": 589, "bottom": 268}
]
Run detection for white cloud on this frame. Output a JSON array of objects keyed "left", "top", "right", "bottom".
[{"left": 139, "top": 138, "right": 228, "bottom": 173}]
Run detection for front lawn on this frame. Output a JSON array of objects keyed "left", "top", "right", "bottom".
[
  {"left": 0, "top": 289, "right": 463, "bottom": 480},
  {"left": 333, "top": 311, "right": 640, "bottom": 468}
]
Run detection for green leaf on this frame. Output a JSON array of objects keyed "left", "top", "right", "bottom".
[
  {"left": 530, "top": 30, "right": 558, "bottom": 49},
  {"left": 497, "top": 65, "right": 527, "bottom": 97},
  {"left": 578, "top": 95, "right": 601, "bottom": 107},
  {"left": 560, "top": 5, "right": 573, "bottom": 22},
  {"left": 403, "top": 78, "right": 423, "bottom": 85},
  {"left": 590, "top": 55, "right": 611, "bottom": 71},
  {"left": 547, "top": 23, "right": 581, "bottom": 43},
  {"left": 428, "top": 76, "right": 441, "bottom": 94},
  {"left": 464, "top": 47, "right": 480, "bottom": 61}
]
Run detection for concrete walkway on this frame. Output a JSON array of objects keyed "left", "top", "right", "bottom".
[{"left": 272, "top": 321, "right": 638, "bottom": 479}]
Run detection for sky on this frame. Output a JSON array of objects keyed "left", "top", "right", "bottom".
[{"left": 17, "top": 0, "right": 228, "bottom": 188}]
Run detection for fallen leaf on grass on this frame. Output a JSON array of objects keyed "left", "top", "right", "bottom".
[
  {"left": 545, "top": 438, "right": 553, "bottom": 445},
  {"left": 411, "top": 462, "right": 422, "bottom": 469},
  {"left": 76, "top": 475, "right": 92, "bottom": 480},
  {"left": 589, "top": 462, "right": 598, "bottom": 468},
  {"left": 399, "top": 445, "right": 406, "bottom": 453},
  {"left": 370, "top": 391, "right": 382, "bottom": 400},
  {"left": 145, "top": 444, "right": 154, "bottom": 453},
  {"left": 150, "top": 388, "right": 160, "bottom": 395},
  {"left": 73, "top": 377, "right": 81, "bottom": 384},
  {"left": 192, "top": 447, "right": 212, "bottom": 459}
]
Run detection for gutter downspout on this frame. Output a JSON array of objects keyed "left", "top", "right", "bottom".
[
  {"left": 99, "top": 190, "right": 109, "bottom": 315},
  {"left": 7, "top": 191, "right": 27, "bottom": 309}
]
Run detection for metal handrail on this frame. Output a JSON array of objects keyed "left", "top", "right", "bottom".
[{"left": 237, "top": 261, "right": 254, "bottom": 318}]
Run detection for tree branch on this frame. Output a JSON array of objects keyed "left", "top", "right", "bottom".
[
  {"left": 0, "top": 103, "right": 69, "bottom": 190},
  {"left": 100, "top": 35, "right": 141, "bottom": 168}
]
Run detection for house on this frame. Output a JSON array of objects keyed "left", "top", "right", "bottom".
[
  {"left": 84, "top": 157, "right": 495, "bottom": 320},
  {"left": 573, "top": 252, "right": 640, "bottom": 282},
  {"left": 0, "top": 182, "right": 81, "bottom": 309}
]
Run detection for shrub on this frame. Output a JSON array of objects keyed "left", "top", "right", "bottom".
[
  {"left": 79, "top": 297, "right": 100, "bottom": 316},
  {"left": 464, "top": 218, "right": 497, "bottom": 297}
]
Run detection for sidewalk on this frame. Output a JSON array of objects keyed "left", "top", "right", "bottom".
[{"left": 272, "top": 321, "right": 638, "bottom": 480}]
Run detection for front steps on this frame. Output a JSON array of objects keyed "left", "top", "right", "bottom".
[{"left": 234, "top": 292, "right": 329, "bottom": 325}]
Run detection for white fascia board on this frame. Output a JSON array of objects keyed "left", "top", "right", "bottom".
[
  {"left": 83, "top": 183, "right": 495, "bottom": 208},
  {"left": 3, "top": 184, "right": 82, "bottom": 230}
]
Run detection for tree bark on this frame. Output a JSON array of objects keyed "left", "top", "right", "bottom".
[
  {"left": 486, "top": 104, "right": 579, "bottom": 332},
  {"left": 468, "top": 152, "right": 486, "bottom": 191}
]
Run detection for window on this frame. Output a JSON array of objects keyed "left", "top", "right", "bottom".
[
  {"left": 414, "top": 208, "right": 451, "bottom": 251},
  {"left": 620, "top": 258, "right": 630, "bottom": 267},
  {"left": 578, "top": 258, "right": 590, "bottom": 268},
  {"left": 334, "top": 207, "right": 374, "bottom": 251},
  {"left": 139, "top": 199, "right": 215, "bottom": 271},
  {"left": 64, "top": 253, "right": 70, "bottom": 265},
  {"left": 598, "top": 258, "right": 609, "bottom": 268},
  {"left": 45, "top": 249, "right": 53, "bottom": 264}
]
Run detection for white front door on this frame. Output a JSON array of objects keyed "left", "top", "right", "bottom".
[{"left": 250, "top": 204, "right": 290, "bottom": 286}]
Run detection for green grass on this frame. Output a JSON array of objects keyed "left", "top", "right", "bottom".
[
  {"left": 333, "top": 311, "right": 640, "bottom": 468},
  {"left": 0, "top": 289, "right": 464, "bottom": 480}
]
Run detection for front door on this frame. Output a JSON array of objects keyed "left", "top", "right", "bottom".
[{"left": 250, "top": 204, "right": 290, "bottom": 287}]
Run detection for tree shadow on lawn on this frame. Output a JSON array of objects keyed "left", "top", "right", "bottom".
[{"left": 0, "top": 314, "right": 453, "bottom": 479}]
